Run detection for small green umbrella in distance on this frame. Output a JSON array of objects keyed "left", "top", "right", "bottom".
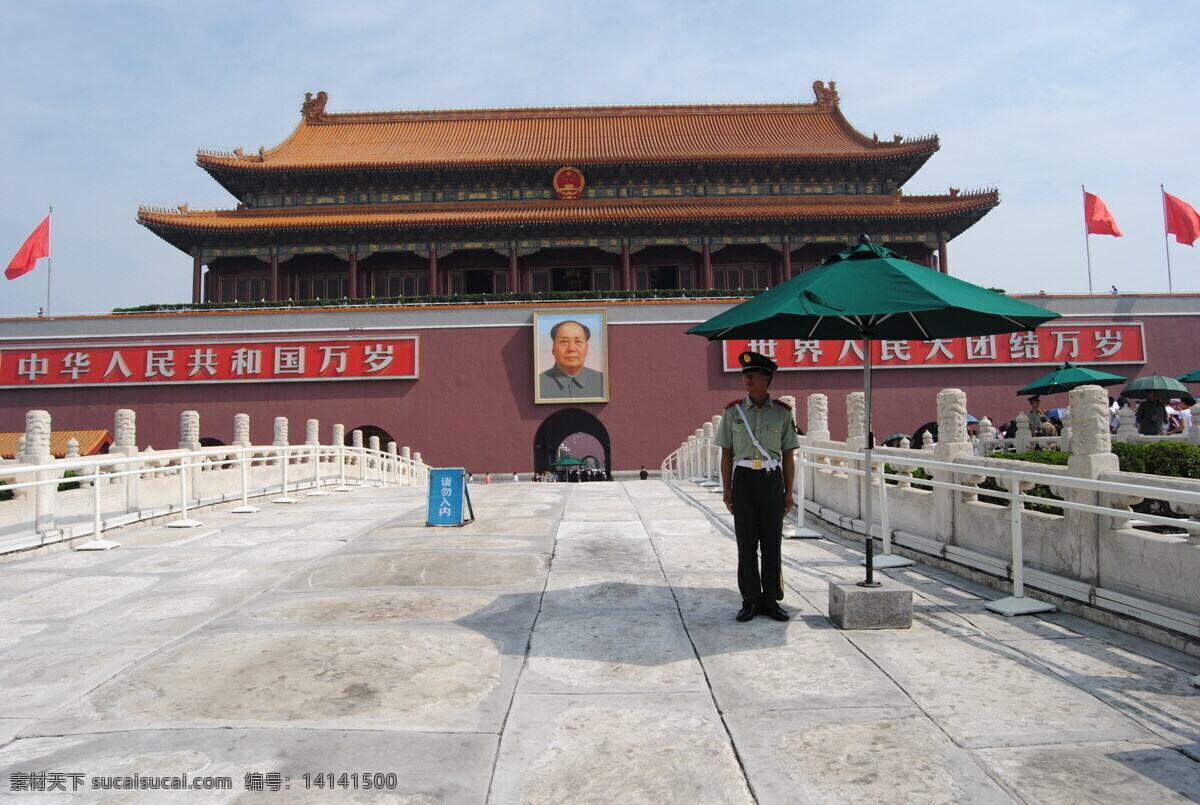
[
  {"left": 1178, "top": 369, "right": 1200, "bottom": 384},
  {"left": 551, "top": 457, "right": 586, "bottom": 467},
  {"left": 1015, "top": 362, "right": 1126, "bottom": 397},
  {"left": 1120, "top": 375, "right": 1190, "bottom": 399}
]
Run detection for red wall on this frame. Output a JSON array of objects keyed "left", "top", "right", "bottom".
[{"left": 1, "top": 307, "right": 1195, "bottom": 472}]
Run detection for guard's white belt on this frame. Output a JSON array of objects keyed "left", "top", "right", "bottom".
[{"left": 735, "top": 459, "right": 780, "bottom": 471}]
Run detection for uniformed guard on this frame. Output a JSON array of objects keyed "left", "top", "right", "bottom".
[{"left": 714, "top": 350, "right": 800, "bottom": 622}]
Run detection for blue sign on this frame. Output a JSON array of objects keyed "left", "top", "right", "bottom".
[{"left": 426, "top": 468, "right": 474, "bottom": 527}]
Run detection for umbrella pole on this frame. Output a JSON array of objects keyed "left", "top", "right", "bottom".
[{"left": 859, "top": 335, "right": 881, "bottom": 588}]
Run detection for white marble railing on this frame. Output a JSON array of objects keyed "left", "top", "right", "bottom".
[
  {"left": 664, "top": 386, "right": 1200, "bottom": 649},
  {"left": 0, "top": 409, "right": 429, "bottom": 557}
]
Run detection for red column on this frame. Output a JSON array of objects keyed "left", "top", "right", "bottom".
[
  {"left": 428, "top": 252, "right": 438, "bottom": 296},
  {"left": 621, "top": 246, "right": 631, "bottom": 290},
  {"left": 269, "top": 254, "right": 280, "bottom": 301},
  {"left": 782, "top": 244, "right": 792, "bottom": 281},
  {"left": 348, "top": 253, "right": 359, "bottom": 299},
  {"left": 509, "top": 248, "right": 519, "bottom": 293},
  {"left": 937, "top": 235, "right": 949, "bottom": 274},
  {"left": 701, "top": 244, "right": 712, "bottom": 289},
  {"left": 192, "top": 255, "right": 202, "bottom": 304}
]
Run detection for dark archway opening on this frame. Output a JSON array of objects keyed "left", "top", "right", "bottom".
[
  {"left": 347, "top": 425, "right": 396, "bottom": 447},
  {"left": 533, "top": 408, "right": 611, "bottom": 475},
  {"left": 199, "top": 437, "right": 226, "bottom": 447}
]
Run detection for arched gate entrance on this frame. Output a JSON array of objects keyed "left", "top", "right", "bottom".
[{"left": 533, "top": 408, "right": 611, "bottom": 474}]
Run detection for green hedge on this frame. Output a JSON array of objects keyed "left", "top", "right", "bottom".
[
  {"left": 987, "top": 442, "right": 1200, "bottom": 518},
  {"left": 113, "top": 287, "right": 762, "bottom": 314}
]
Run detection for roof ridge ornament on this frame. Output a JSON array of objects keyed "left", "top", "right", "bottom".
[
  {"left": 302, "top": 91, "right": 329, "bottom": 122},
  {"left": 812, "top": 80, "right": 839, "bottom": 111}
]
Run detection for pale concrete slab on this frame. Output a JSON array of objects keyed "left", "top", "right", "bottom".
[
  {"left": 0, "top": 575, "right": 160, "bottom": 621},
  {"left": 0, "top": 728, "right": 496, "bottom": 804},
  {"left": 550, "top": 535, "right": 660, "bottom": 574},
  {"left": 521, "top": 612, "right": 707, "bottom": 694},
  {"left": 35, "top": 625, "right": 523, "bottom": 735},
  {"left": 0, "top": 478, "right": 1196, "bottom": 804},
  {"left": 119, "top": 547, "right": 235, "bottom": 574},
  {"left": 1017, "top": 637, "right": 1200, "bottom": 745},
  {"left": 490, "top": 693, "right": 754, "bottom": 805},
  {"left": 852, "top": 634, "right": 1160, "bottom": 748},
  {"left": 690, "top": 626, "right": 907, "bottom": 712},
  {"left": 555, "top": 520, "right": 648, "bottom": 539},
  {"left": 0, "top": 634, "right": 167, "bottom": 719},
  {"left": 538, "top": 572, "right": 676, "bottom": 618},
  {"left": 0, "top": 572, "right": 66, "bottom": 597},
  {"left": 278, "top": 549, "right": 547, "bottom": 592},
  {"left": 978, "top": 740, "right": 1200, "bottom": 803},
  {"left": 642, "top": 518, "right": 724, "bottom": 537},
  {"left": 726, "top": 708, "right": 1013, "bottom": 804}
]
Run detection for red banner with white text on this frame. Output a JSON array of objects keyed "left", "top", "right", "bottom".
[
  {"left": 722, "top": 323, "right": 1145, "bottom": 372},
  {"left": 0, "top": 336, "right": 419, "bottom": 388}
]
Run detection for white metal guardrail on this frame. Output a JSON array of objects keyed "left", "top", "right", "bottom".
[
  {"left": 0, "top": 444, "right": 429, "bottom": 558},
  {"left": 664, "top": 436, "right": 1200, "bottom": 642}
]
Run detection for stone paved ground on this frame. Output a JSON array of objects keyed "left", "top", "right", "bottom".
[{"left": 0, "top": 480, "right": 1198, "bottom": 803}]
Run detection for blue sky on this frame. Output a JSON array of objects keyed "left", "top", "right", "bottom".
[{"left": 3, "top": 1, "right": 1198, "bottom": 315}]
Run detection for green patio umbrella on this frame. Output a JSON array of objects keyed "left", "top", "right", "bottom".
[
  {"left": 1121, "top": 375, "right": 1189, "bottom": 399},
  {"left": 1178, "top": 369, "right": 1200, "bottom": 384},
  {"left": 1015, "top": 362, "right": 1126, "bottom": 397},
  {"left": 687, "top": 237, "right": 1061, "bottom": 586},
  {"left": 551, "top": 457, "right": 585, "bottom": 467}
]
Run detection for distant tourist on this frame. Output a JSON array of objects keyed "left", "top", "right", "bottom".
[
  {"left": 639, "top": 466, "right": 649, "bottom": 480},
  {"left": 511, "top": 471, "right": 519, "bottom": 483}
]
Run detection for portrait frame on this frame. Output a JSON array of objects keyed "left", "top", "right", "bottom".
[{"left": 533, "top": 308, "right": 610, "bottom": 404}]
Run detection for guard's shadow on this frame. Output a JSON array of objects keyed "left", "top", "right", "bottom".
[{"left": 455, "top": 581, "right": 807, "bottom": 665}]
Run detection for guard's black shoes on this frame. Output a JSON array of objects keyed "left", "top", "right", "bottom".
[
  {"left": 735, "top": 602, "right": 756, "bottom": 622},
  {"left": 761, "top": 602, "right": 790, "bottom": 621}
]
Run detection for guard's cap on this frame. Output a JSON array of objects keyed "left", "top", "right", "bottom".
[
  {"left": 739, "top": 351, "right": 777, "bottom": 374},
  {"left": 1027, "top": 395, "right": 1041, "bottom": 404}
]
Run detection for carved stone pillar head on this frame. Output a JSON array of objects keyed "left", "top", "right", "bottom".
[
  {"left": 25, "top": 410, "right": 51, "bottom": 458},
  {"left": 978, "top": 416, "right": 995, "bottom": 441},
  {"left": 180, "top": 410, "right": 200, "bottom": 449},
  {"left": 807, "top": 393, "right": 829, "bottom": 434},
  {"left": 352, "top": 429, "right": 363, "bottom": 448},
  {"left": 413, "top": 451, "right": 422, "bottom": 465},
  {"left": 702, "top": 422, "right": 714, "bottom": 438},
  {"left": 401, "top": 446, "right": 411, "bottom": 459},
  {"left": 387, "top": 441, "right": 398, "bottom": 455},
  {"left": 233, "top": 413, "right": 251, "bottom": 447},
  {"left": 369, "top": 435, "right": 381, "bottom": 451},
  {"left": 846, "top": 393, "right": 865, "bottom": 440},
  {"left": 332, "top": 424, "right": 345, "bottom": 445},
  {"left": 921, "top": 431, "right": 935, "bottom": 450},
  {"left": 936, "top": 388, "right": 969, "bottom": 445},
  {"left": 273, "top": 417, "right": 289, "bottom": 447},
  {"left": 305, "top": 419, "right": 320, "bottom": 446},
  {"left": 115, "top": 409, "right": 136, "bottom": 447},
  {"left": 1068, "top": 384, "right": 1111, "bottom": 456},
  {"left": 66, "top": 438, "right": 79, "bottom": 458}
]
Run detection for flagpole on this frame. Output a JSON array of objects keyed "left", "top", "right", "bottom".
[
  {"left": 1162, "top": 185, "right": 1174, "bottom": 293},
  {"left": 45, "top": 206, "right": 52, "bottom": 315},
  {"left": 1082, "top": 185, "right": 1093, "bottom": 294}
]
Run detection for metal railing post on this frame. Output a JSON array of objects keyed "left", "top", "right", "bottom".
[
  {"left": 232, "top": 447, "right": 259, "bottom": 513},
  {"left": 168, "top": 455, "right": 202, "bottom": 528},
  {"left": 985, "top": 478, "right": 1055, "bottom": 616},
  {"left": 274, "top": 446, "right": 298, "bottom": 503}
]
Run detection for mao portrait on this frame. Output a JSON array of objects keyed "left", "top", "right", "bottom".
[{"left": 533, "top": 309, "right": 609, "bottom": 403}]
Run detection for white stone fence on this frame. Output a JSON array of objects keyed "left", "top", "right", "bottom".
[
  {"left": 663, "top": 387, "right": 1200, "bottom": 651},
  {"left": 0, "top": 409, "right": 429, "bottom": 558}
]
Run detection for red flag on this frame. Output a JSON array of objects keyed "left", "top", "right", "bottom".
[
  {"left": 1164, "top": 191, "right": 1200, "bottom": 246},
  {"left": 5, "top": 215, "right": 51, "bottom": 280},
  {"left": 1083, "top": 191, "right": 1122, "bottom": 236}
]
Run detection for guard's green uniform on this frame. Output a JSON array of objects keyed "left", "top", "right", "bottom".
[{"left": 714, "top": 394, "right": 800, "bottom": 605}]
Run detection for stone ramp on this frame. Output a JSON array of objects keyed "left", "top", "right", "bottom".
[{"left": 0, "top": 481, "right": 1195, "bottom": 803}]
